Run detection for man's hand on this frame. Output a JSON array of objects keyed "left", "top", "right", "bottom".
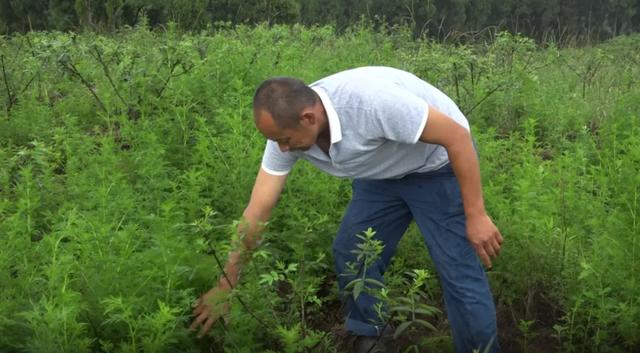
[
  {"left": 190, "top": 284, "right": 232, "bottom": 338},
  {"left": 188, "top": 167, "right": 284, "bottom": 338},
  {"left": 466, "top": 213, "right": 503, "bottom": 269}
]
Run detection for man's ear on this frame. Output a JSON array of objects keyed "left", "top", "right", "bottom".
[{"left": 300, "top": 110, "right": 316, "bottom": 126}]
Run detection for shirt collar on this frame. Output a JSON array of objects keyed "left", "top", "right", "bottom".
[{"left": 311, "top": 86, "right": 342, "bottom": 144}]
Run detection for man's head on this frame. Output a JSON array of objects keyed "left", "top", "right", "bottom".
[{"left": 253, "top": 77, "right": 325, "bottom": 152}]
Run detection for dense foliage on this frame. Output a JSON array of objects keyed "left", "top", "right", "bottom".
[
  {"left": 1, "top": 24, "right": 639, "bottom": 352},
  {"left": 1, "top": 0, "right": 640, "bottom": 43}
]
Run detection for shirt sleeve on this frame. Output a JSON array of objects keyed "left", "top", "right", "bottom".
[
  {"left": 260, "top": 139, "right": 298, "bottom": 176},
  {"left": 369, "top": 86, "right": 429, "bottom": 144}
]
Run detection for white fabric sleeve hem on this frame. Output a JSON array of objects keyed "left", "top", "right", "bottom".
[
  {"left": 261, "top": 164, "right": 291, "bottom": 176},
  {"left": 411, "top": 103, "right": 430, "bottom": 144}
]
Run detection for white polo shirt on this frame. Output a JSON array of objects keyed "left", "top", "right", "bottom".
[{"left": 260, "top": 66, "right": 470, "bottom": 179}]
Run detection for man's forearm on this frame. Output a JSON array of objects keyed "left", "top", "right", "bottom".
[
  {"left": 446, "top": 132, "right": 486, "bottom": 218},
  {"left": 218, "top": 210, "right": 268, "bottom": 288}
]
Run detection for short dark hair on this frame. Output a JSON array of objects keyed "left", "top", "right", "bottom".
[{"left": 253, "top": 77, "right": 318, "bottom": 128}]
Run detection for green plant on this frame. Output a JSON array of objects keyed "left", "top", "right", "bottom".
[{"left": 343, "top": 228, "right": 386, "bottom": 301}]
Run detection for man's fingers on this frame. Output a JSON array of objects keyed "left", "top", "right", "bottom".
[
  {"left": 192, "top": 303, "right": 204, "bottom": 317},
  {"left": 482, "top": 253, "right": 492, "bottom": 269},
  {"left": 474, "top": 245, "right": 492, "bottom": 269},
  {"left": 491, "top": 238, "right": 501, "bottom": 256},
  {"left": 482, "top": 236, "right": 501, "bottom": 265},
  {"left": 190, "top": 287, "right": 233, "bottom": 338},
  {"left": 198, "top": 317, "right": 216, "bottom": 338},
  {"left": 484, "top": 242, "right": 496, "bottom": 257},
  {"left": 190, "top": 310, "right": 209, "bottom": 331}
]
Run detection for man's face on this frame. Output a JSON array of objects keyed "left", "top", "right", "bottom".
[{"left": 254, "top": 109, "right": 317, "bottom": 152}]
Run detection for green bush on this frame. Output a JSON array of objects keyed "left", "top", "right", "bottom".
[{"left": 1, "top": 25, "right": 639, "bottom": 352}]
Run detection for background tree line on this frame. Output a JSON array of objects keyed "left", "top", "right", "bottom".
[{"left": 1, "top": 0, "right": 639, "bottom": 43}]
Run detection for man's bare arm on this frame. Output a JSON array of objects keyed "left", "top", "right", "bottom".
[
  {"left": 222, "top": 167, "right": 289, "bottom": 287},
  {"left": 418, "top": 107, "right": 503, "bottom": 268}
]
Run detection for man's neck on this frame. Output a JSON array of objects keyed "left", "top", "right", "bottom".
[{"left": 316, "top": 109, "right": 331, "bottom": 155}]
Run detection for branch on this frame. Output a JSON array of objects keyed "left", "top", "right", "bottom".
[
  {"left": 24, "top": 33, "right": 37, "bottom": 58},
  {"left": 59, "top": 55, "right": 107, "bottom": 112},
  {"left": 2, "top": 51, "right": 49, "bottom": 117},
  {"left": 208, "top": 244, "right": 270, "bottom": 329},
  {"left": 19, "top": 56, "right": 49, "bottom": 98},
  {"left": 93, "top": 46, "right": 129, "bottom": 108},
  {"left": 19, "top": 70, "right": 40, "bottom": 97},
  {"left": 1, "top": 55, "right": 15, "bottom": 116},
  {"left": 463, "top": 82, "right": 507, "bottom": 117},
  {"left": 155, "top": 60, "right": 180, "bottom": 98},
  {"left": 156, "top": 59, "right": 195, "bottom": 98},
  {"left": 464, "top": 51, "right": 561, "bottom": 117}
]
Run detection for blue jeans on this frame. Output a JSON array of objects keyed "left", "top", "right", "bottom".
[{"left": 333, "top": 163, "right": 499, "bottom": 353}]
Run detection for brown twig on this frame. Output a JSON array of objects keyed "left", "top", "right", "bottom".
[
  {"left": 464, "top": 47, "right": 560, "bottom": 117},
  {"left": 155, "top": 60, "right": 181, "bottom": 98},
  {"left": 93, "top": 46, "right": 129, "bottom": 107},
  {"left": 24, "top": 33, "right": 37, "bottom": 58},
  {"left": 453, "top": 62, "right": 460, "bottom": 103},
  {"left": 463, "top": 82, "right": 507, "bottom": 117},
  {"left": 1, "top": 55, "right": 15, "bottom": 116},
  {"left": 19, "top": 56, "right": 49, "bottom": 98},
  {"left": 208, "top": 244, "right": 271, "bottom": 329},
  {"left": 156, "top": 59, "right": 195, "bottom": 99},
  {"left": 59, "top": 55, "right": 107, "bottom": 112},
  {"left": 18, "top": 71, "right": 40, "bottom": 97}
]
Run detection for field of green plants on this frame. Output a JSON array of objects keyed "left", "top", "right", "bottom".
[{"left": 1, "top": 22, "right": 639, "bottom": 353}]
